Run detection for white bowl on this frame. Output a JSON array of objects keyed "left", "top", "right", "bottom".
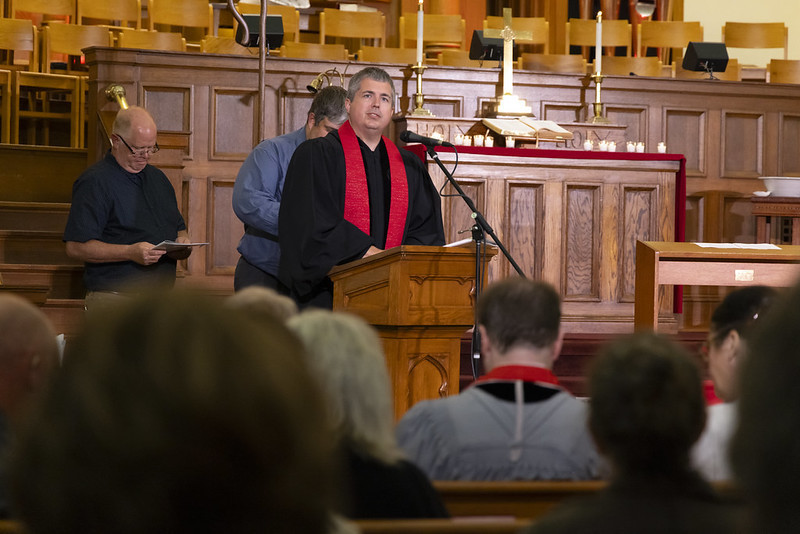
[{"left": 760, "top": 176, "right": 800, "bottom": 198}]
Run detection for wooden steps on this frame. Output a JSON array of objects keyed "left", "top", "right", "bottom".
[{"left": 0, "top": 229, "right": 80, "bottom": 264}]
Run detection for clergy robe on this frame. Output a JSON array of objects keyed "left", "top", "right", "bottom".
[{"left": 278, "top": 129, "right": 445, "bottom": 308}]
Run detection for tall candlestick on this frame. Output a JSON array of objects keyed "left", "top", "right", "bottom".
[
  {"left": 416, "top": 0, "right": 424, "bottom": 65},
  {"left": 595, "top": 11, "right": 603, "bottom": 74}
]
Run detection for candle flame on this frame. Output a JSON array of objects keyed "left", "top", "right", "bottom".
[{"left": 418, "top": 0, "right": 423, "bottom": 5}]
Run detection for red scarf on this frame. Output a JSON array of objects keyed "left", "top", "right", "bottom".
[
  {"left": 474, "top": 365, "right": 561, "bottom": 387},
  {"left": 338, "top": 120, "right": 409, "bottom": 249}
]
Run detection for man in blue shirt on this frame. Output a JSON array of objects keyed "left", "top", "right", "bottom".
[{"left": 232, "top": 86, "right": 347, "bottom": 292}]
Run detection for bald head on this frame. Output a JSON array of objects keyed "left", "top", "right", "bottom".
[
  {"left": 112, "top": 105, "right": 156, "bottom": 139},
  {"left": 111, "top": 106, "right": 158, "bottom": 173},
  {"left": 0, "top": 295, "right": 58, "bottom": 418}
]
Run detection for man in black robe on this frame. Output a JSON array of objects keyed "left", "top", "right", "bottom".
[{"left": 278, "top": 67, "right": 445, "bottom": 308}]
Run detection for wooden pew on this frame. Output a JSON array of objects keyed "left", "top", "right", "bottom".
[
  {"left": 355, "top": 518, "right": 533, "bottom": 534},
  {"left": 434, "top": 480, "right": 607, "bottom": 520}
]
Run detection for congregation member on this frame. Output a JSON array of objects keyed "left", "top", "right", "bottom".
[
  {"left": 732, "top": 282, "right": 800, "bottom": 534},
  {"left": 288, "top": 310, "right": 449, "bottom": 519},
  {"left": 692, "top": 285, "right": 777, "bottom": 481},
  {"left": 224, "top": 285, "right": 298, "bottom": 323},
  {"left": 526, "top": 332, "right": 744, "bottom": 534},
  {"left": 10, "top": 294, "right": 336, "bottom": 534},
  {"left": 278, "top": 67, "right": 445, "bottom": 309},
  {"left": 232, "top": 86, "right": 347, "bottom": 292},
  {"left": 63, "top": 106, "right": 191, "bottom": 310},
  {"left": 0, "top": 295, "right": 59, "bottom": 519},
  {"left": 395, "top": 277, "right": 600, "bottom": 481}
]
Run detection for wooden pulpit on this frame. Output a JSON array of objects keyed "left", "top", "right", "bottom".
[{"left": 329, "top": 245, "right": 497, "bottom": 420}]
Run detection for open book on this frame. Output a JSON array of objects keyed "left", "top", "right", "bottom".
[{"left": 482, "top": 117, "right": 573, "bottom": 141}]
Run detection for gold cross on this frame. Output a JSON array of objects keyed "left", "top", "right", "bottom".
[{"left": 483, "top": 8, "right": 532, "bottom": 97}]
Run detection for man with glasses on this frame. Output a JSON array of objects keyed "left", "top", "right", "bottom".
[{"left": 64, "top": 106, "right": 190, "bottom": 309}]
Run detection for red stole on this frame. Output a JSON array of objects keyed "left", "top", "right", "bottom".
[
  {"left": 474, "top": 365, "right": 561, "bottom": 387},
  {"left": 339, "top": 120, "right": 409, "bottom": 249}
]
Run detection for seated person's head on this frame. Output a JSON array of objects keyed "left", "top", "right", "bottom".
[
  {"left": 705, "top": 285, "right": 777, "bottom": 402},
  {"left": 476, "top": 278, "right": 561, "bottom": 367},
  {"left": 11, "top": 293, "right": 333, "bottom": 534},
  {"left": 225, "top": 285, "right": 298, "bottom": 323},
  {"left": 288, "top": 310, "right": 402, "bottom": 464},
  {"left": 732, "top": 284, "right": 800, "bottom": 533},
  {"left": 589, "top": 332, "right": 705, "bottom": 477}
]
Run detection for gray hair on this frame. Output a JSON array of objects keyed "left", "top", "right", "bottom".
[
  {"left": 308, "top": 85, "right": 347, "bottom": 126},
  {"left": 287, "top": 310, "right": 404, "bottom": 464},
  {"left": 346, "top": 66, "right": 396, "bottom": 102},
  {"left": 225, "top": 286, "right": 298, "bottom": 324}
]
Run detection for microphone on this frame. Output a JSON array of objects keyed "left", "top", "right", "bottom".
[{"left": 400, "top": 130, "right": 454, "bottom": 147}]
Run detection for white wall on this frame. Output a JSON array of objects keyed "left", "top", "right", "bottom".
[{"left": 684, "top": 0, "right": 798, "bottom": 67}]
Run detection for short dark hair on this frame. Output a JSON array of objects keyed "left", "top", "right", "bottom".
[
  {"left": 346, "top": 66, "right": 396, "bottom": 102},
  {"left": 708, "top": 285, "right": 777, "bottom": 349},
  {"left": 731, "top": 284, "right": 799, "bottom": 533},
  {"left": 11, "top": 293, "right": 333, "bottom": 534},
  {"left": 308, "top": 85, "right": 347, "bottom": 126},
  {"left": 588, "top": 332, "right": 705, "bottom": 475},
  {"left": 476, "top": 277, "right": 561, "bottom": 353}
]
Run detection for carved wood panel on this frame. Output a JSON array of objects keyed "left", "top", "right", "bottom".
[
  {"left": 507, "top": 182, "right": 544, "bottom": 279},
  {"left": 564, "top": 184, "right": 600, "bottom": 300},
  {"left": 208, "top": 179, "right": 240, "bottom": 275},
  {"left": 721, "top": 112, "right": 764, "bottom": 179},
  {"left": 607, "top": 105, "right": 647, "bottom": 144},
  {"left": 210, "top": 88, "right": 258, "bottom": 160},
  {"left": 664, "top": 108, "right": 706, "bottom": 177},
  {"left": 621, "top": 186, "right": 657, "bottom": 301},
  {"left": 142, "top": 85, "right": 192, "bottom": 158},
  {"left": 779, "top": 114, "right": 800, "bottom": 176},
  {"left": 442, "top": 179, "right": 485, "bottom": 243}
]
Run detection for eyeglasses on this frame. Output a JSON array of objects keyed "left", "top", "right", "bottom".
[{"left": 117, "top": 134, "right": 159, "bottom": 157}]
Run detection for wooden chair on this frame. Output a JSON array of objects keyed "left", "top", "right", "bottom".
[
  {"left": 279, "top": 41, "right": 347, "bottom": 61},
  {"left": 637, "top": 20, "right": 703, "bottom": 63},
  {"left": 9, "top": 0, "right": 76, "bottom": 22},
  {"left": 438, "top": 49, "right": 506, "bottom": 68},
  {"left": 722, "top": 22, "right": 788, "bottom": 60},
  {"left": 76, "top": 0, "right": 141, "bottom": 29},
  {"left": 147, "top": 0, "right": 213, "bottom": 48},
  {"left": 116, "top": 29, "right": 186, "bottom": 52},
  {"left": 565, "top": 18, "right": 631, "bottom": 57},
  {"left": 0, "top": 69, "right": 11, "bottom": 143},
  {"left": 319, "top": 8, "right": 385, "bottom": 56},
  {"left": 595, "top": 55, "right": 664, "bottom": 77},
  {"left": 768, "top": 59, "right": 800, "bottom": 84},
  {"left": 199, "top": 35, "right": 252, "bottom": 55},
  {"left": 675, "top": 57, "right": 741, "bottom": 81},
  {"left": 357, "top": 45, "right": 417, "bottom": 65},
  {"left": 398, "top": 13, "right": 466, "bottom": 56},
  {"left": 234, "top": 2, "right": 300, "bottom": 43},
  {"left": 40, "top": 22, "right": 114, "bottom": 73},
  {"left": 484, "top": 16, "right": 549, "bottom": 54},
  {"left": 521, "top": 53, "right": 587, "bottom": 74},
  {"left": 0, "top": 17, "right": 38, "bottom": 72}
]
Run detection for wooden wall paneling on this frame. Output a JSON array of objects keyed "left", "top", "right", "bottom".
[
  {"left": 422, "top": 95, "right": 463, "bottom": 120},
  {"left": 621, "top": 186, "right": 657, "bottom": 301},
  {"left": 279, "top": 89, "right": 315, "bottom": 139},
  {"left": 599, "top": 181, "right": 621, "bottom": 303},
  {"left": 606, "top": 105, "right": 648, "bottom": 145},
  {"left": 563, "top": 184, "right": 600, "bottom": 300},
  {"left": 142, "top": 85, "right": 193, "bottom": 158},
  {"left": 720, "top": 111, "right": 764, "bottom": 179},
  {"left": 210, "top": 87, "right": 258, "bottom": 160},
  {"left": 684, "top": 194, "right": 703, "bottom": 242},
  {"left": 541, "top": 101, "right": 585, "bottom": 126},
  {"left": 441, "top": 178, "right": 485, "bottom": 245},
  {"left": 664, "top": 107, "right": 706, "bottom": 177},
  {"left": 779, "top": 113, "right": 800, "bottom": 176},
  {"left": 506, "top": 181, "right": 545, "bottom": 280},
  {"left": 723, "top": 194, "right": 756, "bottom": 242},
  {"left": 542, "top": 179, "right": 564, "bottom": 289},
  {"left": 207, "top": 178, "right": 239, "bottom": 278}
]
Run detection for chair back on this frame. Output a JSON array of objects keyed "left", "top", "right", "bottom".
[
  {"left": 398, "top": 13, "right": 466, "bottom": 51},
  {"left": 280, "top": 41, "right": 348, "bottom": 61},
  {"left": 521, "top": 53, "right": 586, "bottom": 74},
  {"left": 9, "top": 0, "right": 75, "bottom": 19},
  {"left": 357, "top": 46, "right": 417, "bottom": 65},
  {"left": 200, "top": 35, "right": 252, "bottom": 55},
  {"left": 76, "top": 0, "right": 141, "bottom": 29},
  {"left": 41, "top": 23, "right": 114, "bottom": 72},
  {"left": 723, "top": 22, "right": 788, "bottom": 59},
  {"left": 0, "top": 18, "right": 38, "bottom": 71},
  {"left": 148, "top": 0, "right": 213, "bottom": 42},
  {"left": 234, "top": 2, "right": 300, "bottom": 43},
  {"left": 596, "top": 55, "right": 664, "bottom": 77},
  {"left": 438, "top": 49, "right": 493, "bottom": 68},
  {"left": 768, "top": 59, "right": 800, "bottom": 84},
  {"left": 566, "top": 18, "right": 631, "bottom": 56},
  {"left": 484, "top": 16, "right": 548, "bottom": 53},
  {"left": 319, "top": 8, "right": 385, "bottom": 51},
  {"left": 637, "top": 20, "right": 703, "bottom": 57},
  {"left": 117, "top": 29, "right": 187, "bottom": 52}
]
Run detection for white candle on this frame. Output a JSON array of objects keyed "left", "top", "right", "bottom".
[
  {"left": 657, "top": 142, "right": 667, "bottom": 153},
  {"left": 583, "top": 139, "right": 593, "bottom": 151},
  {"left": 595, "top": 11, "right": 602, "bottom": 74},
  {"left": 636, "top": 142, "right": 645, "bottom": 153},
  {"left": 416, "top": 0, "right": 424, "bottom": 65}
]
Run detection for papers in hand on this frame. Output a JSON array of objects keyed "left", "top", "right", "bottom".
[
  {"left": 152, "top": 240, "right": 209, "bottom": 252},
  {"left": 482, "top": 117, "right": 573, "bottom": 141}
]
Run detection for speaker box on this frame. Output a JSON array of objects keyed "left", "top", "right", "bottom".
[
  {"left": 235, "top": 13, "right": 284, "bottom": 49},
  {"left": 682, "top": 41, "right": 729, "bottom": 73},
  {"left": 469, "top": 30, "right": 503, "bottom": 61}
]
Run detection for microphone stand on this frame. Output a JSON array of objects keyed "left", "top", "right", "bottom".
[{"left": 425, "top": 145, "right": 526, "bottom": 379}]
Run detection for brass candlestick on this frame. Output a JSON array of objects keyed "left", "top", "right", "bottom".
[
  {"left": 410, "top": 64, "right": 433, "bottom": 117},
  {"left": 589, "top": 73, "right": 610, "bottom": 124}
]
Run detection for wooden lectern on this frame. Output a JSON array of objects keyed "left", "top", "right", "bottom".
[{"left": 329, "top": 245, "right": 497, "bottom": 420}]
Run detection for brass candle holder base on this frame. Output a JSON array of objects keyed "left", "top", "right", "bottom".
[
  {"left": 589, "top": 73, "right": 611, "bottom": 124},
  {"left": 410, "top": 64, "right": 433, "bottom": 117}
]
